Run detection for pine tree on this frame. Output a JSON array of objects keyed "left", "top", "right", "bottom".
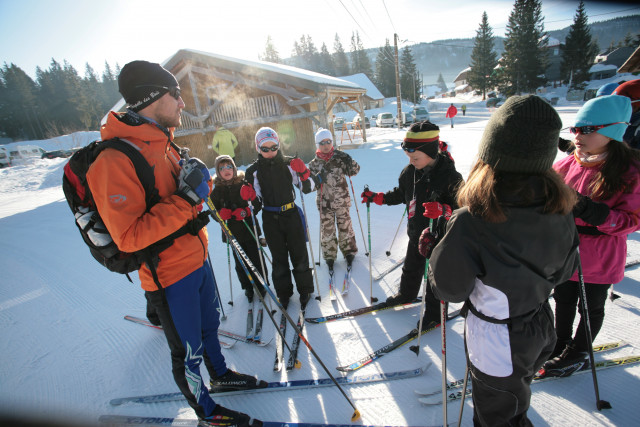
[
  {"left": 560, "top": 1, "right": 598, "bottom": 89},
  {"left": 400, "top": 46, "right": 420, "bottom": 103},
  {"left": 436, "top": 73, "right": 448, "bottom": 93},
  {"left": 350, "top": 31, "right": 373, "bottom": 78},
  {"left": 467, "top": 12, "right": 498, "bottom": 100},
  {"left": 333, "top": 34, "right": 350, "bottom": 76},
  {"left": 374, "top": 39, "right": 396, "bottom": 97},
  {"left": 260, "top": 36, "right": 281, "bottom": 63},
  {"left": 0, "top": 63, "right": 43, "bottom": 139},
  {"left": 318, "top": 43, "right": 336, "bottom": 76},
  {"left": 499, "top": 0, "right": 548, "bottom": 95}
]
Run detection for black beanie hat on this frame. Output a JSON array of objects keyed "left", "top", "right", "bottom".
[
  {"left": 118, "top": 60, "right": 179, "bottom": 112},
  {"left": 478, "top": 95, "right": 561, "bottom": 173}
]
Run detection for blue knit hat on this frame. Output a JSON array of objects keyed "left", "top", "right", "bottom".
[
  {"left": 574, "top": 95, "right": 631, "bottom": 142},
  {"left": 596, "top": 82, "right": 619, "bottom": 97}
]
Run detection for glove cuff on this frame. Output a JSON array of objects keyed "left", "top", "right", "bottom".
[{"left": 175, "top": 189, "right": 200, "bottom": 207}]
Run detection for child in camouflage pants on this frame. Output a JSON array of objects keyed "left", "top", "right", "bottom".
[{"left": 308, "top": 128, "right": 360, "bottom": 269}]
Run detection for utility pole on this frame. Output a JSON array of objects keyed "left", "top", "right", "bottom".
[{"left": 394, "top": 33, "right": 402, "bottom": 128}]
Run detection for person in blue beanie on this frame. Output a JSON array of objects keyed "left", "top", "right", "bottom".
[
  {"left": 595, "top": 82, "right": 620, "bottom": 97},
  {"left": 545, "top": 94, "right": 640, "bottom": 377}
]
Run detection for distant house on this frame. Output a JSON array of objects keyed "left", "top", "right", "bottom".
[
  {"left": 544, "top": 37, "right": 563, "bottom": 84},
  {"left": 589, "top": 63, "right": 618, "bottom": 80},
  {"left": 335, "top": 73, "right": 384, "bottom": 110},
  {"left": 453, "top": 67, "right": 472, "bottom": 95},
  {"left": 595, "top": 46, "right": 637, "bottom": 68},
  {"left": 105, "top": 49, "right": 367, "bottom": 166}
]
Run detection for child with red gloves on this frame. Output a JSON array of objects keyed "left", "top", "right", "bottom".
[
  {"left": 240, "top": 127, "right": 318, "bottom": 308},
  {"left": 361, "top": 121, "right": 463, "bottom": 326},
  {"left": 210, "top": 155, "right": 270, "bottom": 302}
]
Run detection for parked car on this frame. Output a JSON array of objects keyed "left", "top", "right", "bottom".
[
  {"left": 410, "top": 106, "right": 430, "bottom": 123},
  {"left": 486, "top": 97, "right": 505, "bottom": 108},
  {"left": 376, "top": 112, "right": 394, "bottom": 128},
  {"left": 333, "top": 116, "right": 346, "bottom": 131},
  {"left": 370, "top": 115, "right": 377, "bottom": 127},
  {"left": 42, "top": 149, "right": 69, "bottom": 159},
  {"left": 395, "top": 112, "right": 410, "bottom": 127},
  {"left": 353, "top": 115, "right": 370, "bottom": 129},
  {"left": 0, "top": 147, "right": 10, "bottom": 168}
]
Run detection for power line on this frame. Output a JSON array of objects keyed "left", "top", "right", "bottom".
[{"left": 381, "top": 0, "right": 397, "bottom": 34}]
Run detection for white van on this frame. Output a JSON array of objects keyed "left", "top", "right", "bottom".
[
  {"left": 376, "top": 112, "right": 394, "bottom": 128},
  {"left": 18, "top": 145, "right": 45, "bottom": 159},
  {"left": 0, "top": 147, "right": 10, "bottom": 168}
]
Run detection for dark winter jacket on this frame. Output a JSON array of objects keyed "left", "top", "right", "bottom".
[
  {"left": 245, "top": 151, "right": 315, "bottom": 209},
  {"left": 428, "top": 180, "right": 580, "bottom": 376},
  {"left": 383, "top": 153, "right": 463, "bottom": 242},
  {"left": 210, "top": 171, "right": 261, "bottom": 244},
  {"left": 308, "top": 149, "right": 360, "bottom": 210}
]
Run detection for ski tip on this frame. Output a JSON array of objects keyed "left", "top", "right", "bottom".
[
  {"left": 294, "top": 360, "right": 302, "bottom": 369},
  {"left": 350, "top": 409, "right": 361, "bottom": 422}
]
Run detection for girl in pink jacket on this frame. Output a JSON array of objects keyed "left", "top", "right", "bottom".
[{"left": 545, "top": 94, "right": 640, "bottom": 377}]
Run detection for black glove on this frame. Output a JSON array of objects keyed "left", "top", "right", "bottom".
[
  {"left": 573, "top": 191, "right": 610, "bottom": 226},
  {"left": 558, "top": 137, "right": 573, "bottom": 153},
  {"left": 186, "top": 211, "right": 211, "bottom": 235}
]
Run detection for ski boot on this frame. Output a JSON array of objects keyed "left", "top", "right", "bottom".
[
  {"left": 199, "top": 404, "right": 258, "bottom": 426},
  {"left": 345, "top": 253, "right": 355, "bottom": 267},
  {"left": 540, "top": 344, "right": 589, "bottom": 378},
  {"left": 210, "top": 369, "right": 268, "bottom": 392}
]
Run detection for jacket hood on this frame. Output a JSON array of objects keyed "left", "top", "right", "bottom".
[
  {"left": 101, "top": 110, "right": 175, "bottom": 143},
  {"left": 214, "top": 170, "right": 245, "bottom": 185}
]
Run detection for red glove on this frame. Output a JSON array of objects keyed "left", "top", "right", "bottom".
[
  {"left": 240, "top": 184, "right": 256, "bottom": 201},
  {"left": 290, "top": 158, "right": 310, "bottom": 181},
  {"left": 219, "top": 208, "right": 233, "bottom": 221},
  {"left": 418, "top": 227, "right": 438, "bottom": 258},
  {"left": 422, "top": 202, "right": 452, "bottom": 219},
  {"left": 361, "top": 190, "right": 385, "bottom": 205},
  {"left": 232, "top": 207, "right": 251, "bottom": 221}
]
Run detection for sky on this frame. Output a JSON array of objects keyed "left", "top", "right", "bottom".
[{"left": 0, "top": 0, "right": 639, "bottom": 80}]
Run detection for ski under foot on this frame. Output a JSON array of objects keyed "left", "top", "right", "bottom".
[
  {"left": 305, "top": 298, "right": 421, "bottom": 324},
  {"left": 109, "top": 365, "right": 427, "bottom": 405},
  {"left": 99, "top": 414, "right": 444, "bottom": 427},
  {"left": 418, "top": 352, "right": 640, "bottom": 405},
  {"left": 286, "top": 304, "right": 307, "bottom": 371},
  {"left": 414, "top": 340, "right": 628, "bottom": 396},
  {"left": 372, "top": 256, "right": 405, "bottom": 281}
]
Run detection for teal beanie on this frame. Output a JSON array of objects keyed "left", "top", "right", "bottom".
[{"left": 575, "top": 95, "right": 631, "bottom": 142}]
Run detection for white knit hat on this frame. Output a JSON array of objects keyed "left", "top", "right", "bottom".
[
  {"left": 255, "top": 127, "right": 280, "bottom": 151},
  {"left": 315, "top": 128, "right": 333, "bottom": 146}
]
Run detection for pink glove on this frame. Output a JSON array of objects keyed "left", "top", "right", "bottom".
[
  {"left": 423, "top": 202, "right": 452, "bottom": 219},
  {"left": 232, "top": 207, "right": 251, "bottom": 221},
  {"left": 418, "top": 227, "right": 438, "bottom": 258},
  {"left": 219, "top": 208, "right": 233, "bottom": 221},
  {"left": 240, "top": 184, "right": 256, "bottom": 201}
]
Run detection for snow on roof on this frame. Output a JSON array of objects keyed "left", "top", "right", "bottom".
[
  {"left": 547, "top": 36, "right": 560, "bottom": 47},
  {"left": 337, "top": 73, "right": 384, "bottom": 100},
  {"left": 454, "top": 83, "right": 469, "bottom": 92},
  {"left": 181, "top": 49, "right": 361, "bottom": 90},
  {"left": 454, "top": 67, "right": 471, "bottom": 82},
  {"left": 589, "top": 63, "right": 618, "bottom": 73}
]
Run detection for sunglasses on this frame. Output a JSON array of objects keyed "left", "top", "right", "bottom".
[
  {"left": 401, "top": 142, "right": 427, "bottom": 153},
  {"left": 569, "top": 122, "right": 629, "bottom": 135},
  {"left": 219, "top": 164, "right": 234, "bottom": 171},
  {"left": 135, "top": 85, "right": 181, "bottom": 100},
  {"left": 318, "top": 139, "right": 333, "bottom": 146},
  {"left": 259, "top": 145, "right": 279, "bottom": 153}
]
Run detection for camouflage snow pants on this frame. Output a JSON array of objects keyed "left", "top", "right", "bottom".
[{"left": 320, "top": 205, "right": 358, "bottom": 261}]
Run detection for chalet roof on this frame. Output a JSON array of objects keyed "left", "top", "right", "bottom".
[
  {"left": 589, "top": 63, "right": 617, "bottom": 73},
  {"left": 619, "top": 46, "right": 640, "bottom": 73},
  {"left": 453, "top": 67, "right": 471, "bottom": 83},
  {"left": 336, "top": 73, "right": 384, "bottom": 100},
  {"left": 167, "top": 49, "right": 364, "bottom": 93}
]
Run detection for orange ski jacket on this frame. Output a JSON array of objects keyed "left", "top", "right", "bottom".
[{"left": 87, "top": 111, "right": 211, "bottom": 291}]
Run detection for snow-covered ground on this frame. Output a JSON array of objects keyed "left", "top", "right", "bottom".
[{"left": 1, "top": 100, "right": 640, "bottom": 427}]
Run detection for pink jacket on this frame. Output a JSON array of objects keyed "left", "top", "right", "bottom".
[{"left": 554, "top": 153, "right": 640, "bottom": 284}]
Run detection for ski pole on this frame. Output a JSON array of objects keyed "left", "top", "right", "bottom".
[
  {"left": 317, "top": 183, "right": 323, "bottom": 266},
  {"left": 386, "top": 208, "right": 407, "bottom": 256},
  {"left": 410, "top": 217, "right": 432, "bottom": 356},
  {"left": 363, "top": 185, "right": 377, "bottom": 303},
  {"left": 241, "top": 219, "right": 273, "bottom": 265},
  {"left": 295, "top": 176, "right": 322, "bottom": 302},
  {"left": 226, "top": 236, "right": 234, "bottom": 306},
  {"left": 349, "top": 176, "right": 369, "bottom": 256},
  {"left": 207, "top": 197, "right": 361, "bottom": 422},
  {"left": 207, "top": 253, "right": 226, "bottom": 321},
  {"left": 247, "top": 203, "right": 272, "bottom": 313},
  {"left": 457, "top": 361, "right": 471, "bottom": 427},
  {"left": 576, "top": 246, "right": 611, "bottom": 410},
  {"left": 441, "top": 299, "right": 448, "bottom": 426}
]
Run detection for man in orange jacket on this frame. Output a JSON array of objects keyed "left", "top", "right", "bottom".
[{"left": 87, "top": 60, "right": 264, "bottom": 426}]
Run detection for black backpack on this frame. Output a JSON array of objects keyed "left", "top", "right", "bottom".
[{"left": 62, "top": 138, "right": 166, "bottom": 276}]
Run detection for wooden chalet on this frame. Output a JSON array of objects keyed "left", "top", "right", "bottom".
[{"left": 108, "top": 49, "right": 368, "bottom": 166}]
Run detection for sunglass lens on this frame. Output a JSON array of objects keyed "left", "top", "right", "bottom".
[{"left": 169, "top": 87, "right": 181, "bottom": 100}]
